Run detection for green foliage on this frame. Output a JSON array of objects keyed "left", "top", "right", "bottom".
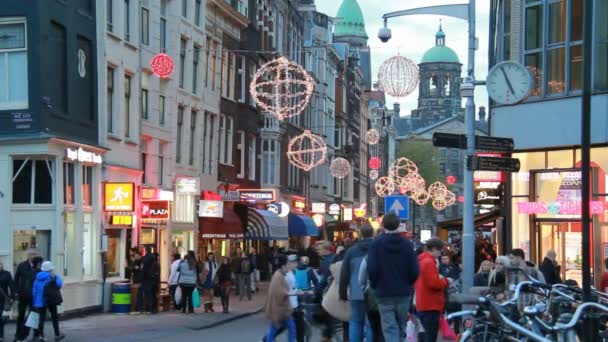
[{"left": 396, "top": 139, "right": 442, "bottom": 187}]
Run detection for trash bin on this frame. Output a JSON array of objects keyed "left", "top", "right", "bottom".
[{"left": 111, "top": 282, "right": 131, "bottom": 314}]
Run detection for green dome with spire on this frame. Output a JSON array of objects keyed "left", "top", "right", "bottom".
[
  {"left": 334, "top": 0, "right": 368, "bottom": 39},
  {"left": 420, "top": 24, "right": 460, "bottom": 64}
]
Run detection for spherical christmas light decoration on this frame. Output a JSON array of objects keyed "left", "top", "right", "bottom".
[
  {"left": 364, "top": 129, "right": 380, "bottom": 145},
  {"left": 330, "top": 157, "right": 351, "bottom": 179},
  {"left": 150, "top": 53, "right": 174, "bottom": 78},
  {"left": 249, "top": 56, "right": 315, "bottom": 120},
  {"left": 428, "top": 182, "right": 457, "bottom": 211},
  {"left": 369, "top": 170, "right": 379, "bottom": 180},
  {"left": 377, "top": 55, "right": 419, "bottom": 98},
  {"left": 286, "top": 130, "right": 327, "bottom": 171},
  {"left": 446, "top": 175, "right": 457, "bottom": 185},
  {"left": 413, "top": 189, "right": 430, "bottom": 206},
  {"left": 458, "top": 195, "right": 465, "bottom": 203},
  {"left": 368, "top": 157, "right": 382, "bottom": 170},
  {"left": 375, "top": 176, "right": 395, "bottom": 197},
  {"left": 389, "top": 157, "right": 419, "bottom": 183}
]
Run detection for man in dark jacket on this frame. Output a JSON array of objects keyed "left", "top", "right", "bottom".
[
  {"left": 340, "top": 224, "right": 374, "bottom": 342},
  {"left": 139, "top": 247, "right": 157, "bottom": 313},
  {"left": 0, "top": 261, "right": 14, "bottom": 341},
  {"left": 368, "top": 213, "right": 419, "bottom": 342},
  {"left": 13, "top": 250, "right": 38, "bottom": 342},
  {"left": 540, "top": 250, "right": 562, "bottom": 285}
]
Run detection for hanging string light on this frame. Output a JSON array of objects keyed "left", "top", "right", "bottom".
[
  {"left": 368, "top": 157, "right": 382, "bottom": 170},
  {"left": 330, "top": 158, "right": 351, "bottom": 179},
  {"left": 150, "top": 53, "right": 174, "bottom": 78},
  {"left": 378, "top": 55, "right": 419, "bottom": 98},
  {"left": 375, "top": 176, "right": 395, "bottom": 197},
  {"left": 286, "top": 130, "right": 327, "bottom": 171},
  {"left": 249, "top": 56, "right": 315, "bottom": 120},
  {"left": 364, "top": 128, "right": 380, "bottom": 145}
]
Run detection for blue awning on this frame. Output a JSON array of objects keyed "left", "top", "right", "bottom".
[
  {"left": 246, "top": 209, "right": 289, "bottom": 240},
  {"left": 288, "top": 213, "right": 320, "bottom": 237}
]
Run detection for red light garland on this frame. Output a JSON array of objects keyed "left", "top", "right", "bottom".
[
  {"left": 446, "top": 175, "right": 457, "bottom": 185},
  {"left": 150, "top": 53, "right": 174, "bottom": 78},
  {"left": 368, "top": 157, "right": 381, "bottom": 170}
]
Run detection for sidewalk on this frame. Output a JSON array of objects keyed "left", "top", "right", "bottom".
[{"left": 2, "top": 284, "right": 268, "bottom": 341}]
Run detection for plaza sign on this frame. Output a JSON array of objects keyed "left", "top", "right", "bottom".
[{"left": 141, "top": 200, "right": 170, "bottom": 219}]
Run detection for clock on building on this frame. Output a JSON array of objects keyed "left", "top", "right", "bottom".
[{"left": 486, "top": 61, "right": 533, "bottom": 105}]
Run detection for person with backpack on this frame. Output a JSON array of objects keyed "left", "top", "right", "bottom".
[
  {"left": 0, "top": 261, "right": 14, "bottom": 342},
  {"left": 32, "top": 261, "right": 65, "bottom": 341},
  {"left": 339, "top": 223, "right": 374, "bottom": 342},
  {"left": 13, "top": 250, "right": 39, "bottom": 342},
  {"left": 294, "top": 256, "right": 318, "bottom": 291},
  {"left": 238, "top": 251, "right": 253, "bottom": 301}
]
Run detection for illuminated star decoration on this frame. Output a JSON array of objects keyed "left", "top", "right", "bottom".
[
  {"left": 378, "top": 55, "right": 419, "bottom": 98},
  {"left": 365, "top": 128, "right": 380, "bottom": 145},
  {"left": 428, "top": 182, "right": 456, "bottom": 211},
  {"left": 368, "top": 157, "right": 381, "bottom": 170},
  {"left": 249, "top": 56, "right": 315, "bottom": 120},
  {"left": 286, "top": 130, "right": 327, "bottom": 171},
  {"left": 150, "top": 53, "right": 174, "bottom": 78},
  {"left": 330, "top": 158, "right": 351, "bottom": 179},
  {"left": 375, "top": 176, "right": 395, "bottom": 197}
]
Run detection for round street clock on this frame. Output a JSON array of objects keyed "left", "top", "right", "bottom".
[{"left": 486, "top": 61, "right": 533, "bottom": 105}]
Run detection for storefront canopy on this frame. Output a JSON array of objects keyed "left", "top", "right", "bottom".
[
  {"left": 246, "top": 209, "right": 289, "bottom": 240},
  {"left": 199, "top": 207, "right": 244, "bottom": 239},
  {"left": 437, "top": 210, "right": 503, "bottom": 230},
  {"left": 288, "top": 214, "right": 320, "bottom": 237}
]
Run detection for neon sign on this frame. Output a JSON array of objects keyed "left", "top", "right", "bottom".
[{"left": 517, "top": 201, "right": 605, "bottom": 215}]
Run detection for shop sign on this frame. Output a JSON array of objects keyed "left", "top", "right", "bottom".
[
  {"left": 267, "top": 202, "right": 290, "bottom": 217},
  {"left": 141, "top": 200, "right": 170, "bottom": 219},
  {"left": 343, "top": 207, "right": 353, "bottom": 221},
  {"left": 328, "top": 204, "right": 340, "bottom": 216},
  {"left": 239, "top": 189, "right": 275, "bottom": 202},
  {"left": 474, "top": 182, "right": 503, "bottom": 205},
  {"left": 420, "top": 230, "right": 432, "bottom": 243},
  {"left": 66, "top": 147, "right": 102, "bottom": 164},
  {"left": 312, "top": 214, "right": 325, "bottom": 227},
  {"left": 311, "top": 202, "right": 326, "bottom": 214},
  {"left": 474, "top": 153, "right": 504, "bottom": 182},
  {"left": 354, "top": 204, "right": 367, "bottom": 218},
  {"left": 111, "top": 215, "right": 134, "bottom": 226},
  {"left": 221, "top": 191, "right": 240, "bottom": 202},
  {"left": 176, "top": 177, "right": 199, "bottom": 194},
  {"left": 293, "top": 199, "right": 306, "bottom": 210},
  {"left": 517, "top": 201, "right": 606, "bottom": 215},
  {"left": 104, "top": 183, "right": 135, "bottom": 211},
  {"left": 202, "top": 191, "right": 222, "bottom": 201},
  {"left": 142, "top": 188, "right": 158, "bottom": 200},
  {"left": 198, "top": 200, "right": 224, "bottom": 218}
]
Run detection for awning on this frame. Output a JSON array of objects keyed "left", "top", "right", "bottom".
[
  {"left": 199, "top": 207, "right": 244, "bottom": 239},
  {"left": 437, "top": 210, "right": 503, "bottom": 230},
  {"left": 246, "top": 209, "right": 289, "bottom": 240},
  {"left": 288, "top": 214, "right": 320, "bottom": 237}
]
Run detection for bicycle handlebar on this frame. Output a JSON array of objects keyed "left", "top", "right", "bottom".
[{"left": 554, "top": 302, "right": 608, "bottom": 330}]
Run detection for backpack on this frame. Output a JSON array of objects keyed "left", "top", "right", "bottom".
[
  {"left": 44, "top": 276, "right": 63, "bottom": 306},
  {"left": 240, "top": 258, "right": 251, "bottom": 274},
  {"left": 295, "top": 268, "right": 310, "bottom": 290}
]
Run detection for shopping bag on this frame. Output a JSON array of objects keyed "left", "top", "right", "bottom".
[
  {"left": 175, "top": 286, "right": 183, "bottom": 305},
  {"left": 192, "top": 288, "right": 201, "bottom": 308},
  {"left": 406, "top": 320, "right": 417, "bottom": 342},
  {"left": 439, "top": 314, "right": 457, "bottom": 340},
  {"left": 25, "top": 311, "right": 40, "bottom": 329}
]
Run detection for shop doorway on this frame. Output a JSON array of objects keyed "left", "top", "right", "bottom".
[{"left": 536, "top": 221, "right": 586, "bottom": 285}]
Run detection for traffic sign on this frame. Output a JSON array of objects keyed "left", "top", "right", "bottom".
[
  {"left": 467, "top": 156, "right": 521, "bottom": 172},
  {"left": 475, "top": 136, "right": 514, "bottom": 152},
  {"left": 384, "top": 195, "right": 410, "bottom": 219},
  {"left": 432, "top": 133, "right": 467, "bottom": 149}
]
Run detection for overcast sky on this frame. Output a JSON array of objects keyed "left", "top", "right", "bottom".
[{"left": 315, "top": 0, "right": 490, "bottom": 118}]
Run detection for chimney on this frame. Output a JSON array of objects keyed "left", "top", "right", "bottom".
[{"left": 478, "top": 106, "right": 486, "bottom": 122}]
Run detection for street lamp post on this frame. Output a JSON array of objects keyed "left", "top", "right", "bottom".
[{"left": 380, "top": 1, "right": 478, "bottom": 292}]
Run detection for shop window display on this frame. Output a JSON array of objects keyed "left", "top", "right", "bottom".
[
  {"left": 104, "top": 230, "right": 122, "bottom": 278},
  {"left": 83, "top": 213, "right": 94, "bottom": 276},
  {"left": 13, "top": 230, "right": 50, "bottom": 269},
  {"left": 64, "top": 212, "right": 76, "bottom": 277}
]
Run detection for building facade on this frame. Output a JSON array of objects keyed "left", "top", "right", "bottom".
[{"left": 490, "top": 0, "right": 608, "bottom": 286}]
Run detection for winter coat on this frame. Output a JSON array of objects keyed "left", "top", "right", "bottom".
[
  {"left": 178, "top": 262, "right": 198, "bottom": 285},
  {"left": 368, "top": 233, "right": 419, "bottom": 298},
  {"left": 130, "top": 258, "right": 143, "bottom": 284},
  {"left": 264, "top": 270, "right": 293, "bottom": 325},
  {"left": 201, "top": 260, "right": 218, "bottom": 289},
  {"left": 415, "top": 252, "right": 449, "bottom": 312},
  {"left": 439, "top": 264, "right": 461, "bottom": 281},
  {"left": 217, "top": 264, "right": 232, "bottom": 284},
  {"left": 339, "top": 238, "right": 372, "bottom": 301},
  {"left": 32, "top": 271, "right": 63, "bottom": 309},
  {"left": 315, "top": 253, "right": 335, "bottom": 298},
  {"left": 168, "top": 259, "right": 182, "bottom": 286},
  {"left": 473, "top": 272, "right": 491, "bottom": 287},
  {"left": 0, "top": 270, "right": 14, "bottom": 308},
  {"left": 14, "top": 261, "right": 36, "bottom": 301},
  {"left": 141, "top": 254, "right": 156, "bottom": 283},
  {"left": 540, "top": 258, "right": 561, "bottom": 285},
  {"left": 322, "top": 261, "right": 350, "bottom": 322},
  {"left": 294, "top": 264, "right": 318, "bottom": 290}
]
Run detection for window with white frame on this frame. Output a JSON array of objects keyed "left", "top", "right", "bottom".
[
  {"left": 195, "top": 0, "right": 202, "bottom": 26},
  {"left": 12, "top": 159, "right": 53, "bottom": 204},
  {"left": 124, "top": 74, "right": 131, "bottom": 138},
  {"left": 141, "top": 7, "right": 149, "bottom": 45},
  {"left": 124, "top": 0, "right": 131, "bottom": 41},
  {"left": 262, "top": 139, "right": 278, "bottom": 185},
  {"left": 193, "top": 45, "right": 200, "bottom": 94},
  {"left": 189, "top": 110, "right": 197, "bottom": 166},
  {"left": 237, "top": 56, "right": 246, "bottom": 102},
  {"left": 107, "top": 0, "right": 114, "bottom": 31},
  {"left": 219, "top": 114, "right": 233, "bottom": 165},
  {"left": 158, "top": 143, "right": 165, "bottom": 186},
  {"left": 82, "top": 165, "right": 93, "bottom": 206},
  {"left": 159, "top": 95, "right": 165, "bottom": 125},
  {"left": 248, "top": 135, "right": 256, "bottom": 181},
  {"left": 202, "top": 112, "right": 216, "bottom": 174},
  {"left": 0, "top": 19, "right": 28, "bottom": 110},
  {"left": 63, "top": 162, "right": 74, "bottom": 205},
  {"left": 107, "top": 67, "right": 115, "bottom": 132},
  {"left": 176, "top": 106, "right": 184, "bottom": 163},
  {"left": 236, "top": 130, "right": 245, "bottom": 178},
  {"left": 179, "top": 38, "right": 187, "bottom": 89}
]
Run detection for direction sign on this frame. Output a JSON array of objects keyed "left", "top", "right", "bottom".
[
  {"left": 475, "top": 136, "right": 514, "bottom": 152},
  {"left": 384, "top": 195, "right": 410, "bottom": 219},
  {"left": 432, "top": 132, "right": 466, "bottom": 149},
  {"left": 467, "top": 156, "right": 521, "bottom": 172}
]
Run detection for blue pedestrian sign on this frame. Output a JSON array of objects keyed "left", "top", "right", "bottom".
[{"left": 384, "top": 196, "right": 410, "bottom": 219}]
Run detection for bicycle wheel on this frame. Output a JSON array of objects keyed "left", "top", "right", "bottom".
[{"left": 463, "top": 324, "right": 501, "bottom": 342}]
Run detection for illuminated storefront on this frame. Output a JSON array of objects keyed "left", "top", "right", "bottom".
[{"left": 508, "top": 147, "right": 608, "bottom": 287}]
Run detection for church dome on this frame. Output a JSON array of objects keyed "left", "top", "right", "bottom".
[
  {"left": 334, "top": 0, "right": 368, "bottom": 39},
  {"left": 420, "top": 25, "right": 460, "bottom": 64}
]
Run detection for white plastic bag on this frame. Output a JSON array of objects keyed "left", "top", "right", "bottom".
[
  {"left": 406, "top": 320, "right": 417, "bottom": 342},
  {"left": 175, "top": 286, "right": 182, "bottom": 305},
  {"left": 25, "top": 311, "right": 39, "bottom": 329}
]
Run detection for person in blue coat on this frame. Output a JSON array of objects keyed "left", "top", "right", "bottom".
[{"left": 32, "top": 261, "right": 65, "bottom": 341}]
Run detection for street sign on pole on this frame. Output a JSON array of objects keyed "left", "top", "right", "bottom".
[
  {"left": 432, "top": 132, "right": 467, "bottom": 149},
  {"left": 467, "top": 156, "right": 521, "bottom": 172},
  {"left": 475, "top": 136, "right": 514, "bottom": 152},
  {"left": 384, "top": 195, "right": 410, "bottom": 220}
]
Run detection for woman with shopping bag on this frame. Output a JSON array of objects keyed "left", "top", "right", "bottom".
[
  {"left": 32, "top": 261, "right": 65, "bottom": 341},
  {"left": 178, "top": 252, "right": 199, "bottom": 314}
]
